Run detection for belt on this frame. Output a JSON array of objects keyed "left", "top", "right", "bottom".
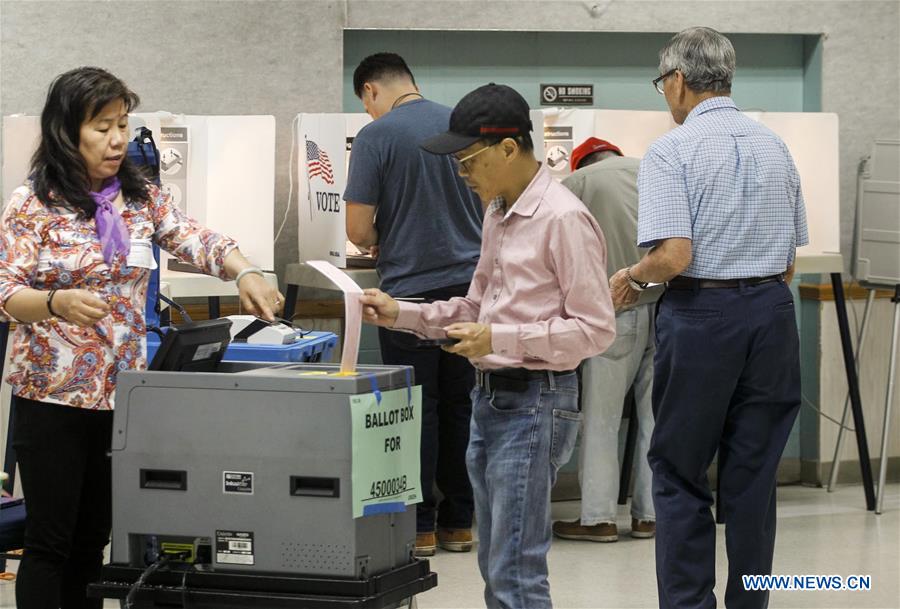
[
  {"left": 667, "top": 274, "right": 783, "bottom": 290},
  {"left": 475, "top": 367, "right": 575, "bottom": 393}
]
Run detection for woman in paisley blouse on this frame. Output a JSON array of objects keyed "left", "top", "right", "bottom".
[{"left": 0, "top": 67, "right": 283, "bottom": 608}]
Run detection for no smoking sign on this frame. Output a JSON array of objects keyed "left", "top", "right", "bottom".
[{"left": 540, "top": 84, "right": 594, "bottom": 106}]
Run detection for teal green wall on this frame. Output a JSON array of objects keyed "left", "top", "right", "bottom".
[
  {"left": 799, "top": 276, "right": 823, "bottom": 466},
  {"left": 802, "top": 36, "right": 824, "bottom": 112},
  {"left": 344, "top": 31, "right": 822, "bottom": 114}
]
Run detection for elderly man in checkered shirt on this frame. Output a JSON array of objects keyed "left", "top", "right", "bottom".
[{"left": 609, "top": 27, "right": 809, "bottom": 609}]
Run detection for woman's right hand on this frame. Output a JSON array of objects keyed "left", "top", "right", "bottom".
[{"left": 53, "top": 289, "right": 110, "bottom": 326}]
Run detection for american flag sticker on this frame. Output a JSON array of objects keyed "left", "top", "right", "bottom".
[{"left": 306, "top": 139, "right": 335, "bottom": 185}]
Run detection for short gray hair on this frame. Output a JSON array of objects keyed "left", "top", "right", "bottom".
[{"left": 659, "top": 27, "right": 736, "bottom": 93}]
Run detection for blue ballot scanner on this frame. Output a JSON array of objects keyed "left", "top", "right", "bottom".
[{"left": 146, "top": 329, "right": 337, "bottom": 364}]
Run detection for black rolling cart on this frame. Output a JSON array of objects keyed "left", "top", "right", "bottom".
[{"left": 88, "top": 559, "right": 436, "bottom": 608}]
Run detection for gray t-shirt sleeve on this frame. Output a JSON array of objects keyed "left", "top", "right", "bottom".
[{"left": 343, "top": 137, "right": 380, "bottom": 206}]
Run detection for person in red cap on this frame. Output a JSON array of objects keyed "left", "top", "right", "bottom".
[
  {"left": 554, "top": 137, "right": 662, "bottom": 544},
  {"left": 568, "top": 137, "right": 623, "bottom": 173}
]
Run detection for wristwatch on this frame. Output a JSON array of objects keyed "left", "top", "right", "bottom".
[{"left": 625, "top": 266, "right": 650, "bottom": 292}]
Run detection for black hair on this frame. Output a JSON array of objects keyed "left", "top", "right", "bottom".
[
  {"left": 353, "top": 53, "right": 417, "bottom": 98},
  {"left": 30, "top": 66, "right": 151, "bottom": 217},
  {"left": 481, "top": 133, "right": 534, "bottom": 154}
]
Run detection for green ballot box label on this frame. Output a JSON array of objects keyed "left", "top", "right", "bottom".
[{"left": 350, "top": 385, "right": 422, "bottom": 518}]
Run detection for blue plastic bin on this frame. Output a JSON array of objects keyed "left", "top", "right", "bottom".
[{"left": 146, "top": 330, "right": 337, "bottom": 364}]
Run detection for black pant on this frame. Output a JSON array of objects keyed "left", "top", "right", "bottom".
[
  {"left": 648, "top": 281, "right": 801, "bottom": 609},
  {"left": 12, "top": 397, "right": 113, "bottom": 609},
  {"left": 379, "top": 283, "right": 475, "bottom": 533}
]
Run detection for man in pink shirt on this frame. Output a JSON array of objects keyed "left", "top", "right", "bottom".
[{"left": 359, "top": 83, "right": 616, "bottom": 609}]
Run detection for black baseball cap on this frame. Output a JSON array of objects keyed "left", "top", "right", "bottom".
[{"left": 421, "top": 83, "right": 532, "bottom": 155}]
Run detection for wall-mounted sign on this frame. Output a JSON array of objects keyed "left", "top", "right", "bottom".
[
  {"left": 158, "top": 125, "right": 190, "bottom": 217},
  {"left": 543, "top": 125, "right": 573, "bottom": 175},
  {"left": 540, "top": 84, "right": 593, "bottom": 106}
]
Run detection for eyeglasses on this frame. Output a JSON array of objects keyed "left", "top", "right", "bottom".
[
  {"left": 452, "top": 143, "right": 496, "bottom": 173},
  {"left": 652, "top": 69, "right": 678, "bottom": 95}
]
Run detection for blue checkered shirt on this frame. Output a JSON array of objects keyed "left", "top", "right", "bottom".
[{"left": 636, "top": 97, "right": 809, "bottom": 279}]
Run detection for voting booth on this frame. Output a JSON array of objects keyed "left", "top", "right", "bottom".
[
  {"left": 292, "top": 107, "right": 839, "bottom": 267},
  {"left": 1, "top": 112, "right": 278, "bottom": 330},
  {"left": 90, "top": 360, "right": 435, "bottom": 606},
  {"left": 537, "top": 108, "right": 841, "bottom": 258},
  {"left": 1, "top": 113, "right": 276, "bottom": 273},
  {"left": 295, "top": 110, "right": 546, "bottom": 269}
]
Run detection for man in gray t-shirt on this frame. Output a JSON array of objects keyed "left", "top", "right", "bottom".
[
  {"left": 554, "top": 138, "right": 662, "bottom": 543},
  {"left": 344, "top": 53, "right": 481, "bottom": 557}
]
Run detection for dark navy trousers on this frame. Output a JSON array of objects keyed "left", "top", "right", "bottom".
[
  {"left": 648, "top": 280, "right": 801, "bottom": 609},
  {"left": 379, "top": 283, "right": 475, "bottom": 533}
]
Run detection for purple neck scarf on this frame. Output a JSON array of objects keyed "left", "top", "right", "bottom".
[{"left": 90, "top": 177, "right": 130, "bottom": 266}]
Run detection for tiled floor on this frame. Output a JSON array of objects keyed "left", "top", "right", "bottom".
[{"left": 2, "top": 483, "right": 898, "bottom": 609}]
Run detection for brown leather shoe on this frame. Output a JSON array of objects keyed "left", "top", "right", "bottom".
[
  {"left": 415, "top": 531, "right": 436, "bottom": 557},
  {"left": 552, "top": 519, "right": 618, "bottom": 542},
  {"left": 631, "top": 518, "right": 656, "bottom": 539},
  {"left": 436, "top": 527, "right": 473, "bottom": 552}
]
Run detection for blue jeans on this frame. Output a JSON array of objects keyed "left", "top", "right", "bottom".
[
  {"left": 579, "top": 303, "right": 656, "bottom": 524},
  {"left": 466, "top": 371, "right": 581, "bottom": 609}
]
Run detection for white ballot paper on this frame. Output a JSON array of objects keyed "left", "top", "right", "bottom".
[{"left": 306, "top": 260, "right": 363, "bottom": 374}]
